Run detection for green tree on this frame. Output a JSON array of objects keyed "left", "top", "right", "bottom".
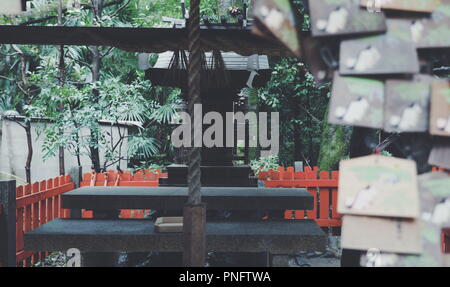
[{"left": 258, "top": 58, "right": 329, "bottom": 167}]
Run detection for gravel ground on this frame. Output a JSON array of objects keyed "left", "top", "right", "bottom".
[
  {"left": 272, "top": 236, "right": 341, "bottom": 267},
  {"left": 33, "top": 252, "right": 69, "bottom": 267},
  {"left": 33, "top": 236, "right": 342, "bottom": 267}
]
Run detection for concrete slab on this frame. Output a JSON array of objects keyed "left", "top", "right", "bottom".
[
  {"left": 61, "top": 186, "right": 313, "bottom": 211},
  {"left": 25, "top": 219, "right": 326, "bottom": 253}
]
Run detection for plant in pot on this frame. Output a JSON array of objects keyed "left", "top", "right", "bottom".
[{"left": 250, "top": 155, "right": 279, "bottom": 180}]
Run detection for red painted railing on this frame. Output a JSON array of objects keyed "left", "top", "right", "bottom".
[
  {"left": 80, "top": 169, "right": 167, "bottom": 219},
  {"left": 15, "top": 175, "right": 74, "bottom": 266},
  {"left": 80, "top": 169, "right": 167, "bottom": 187},
  {"left": 12, "top": 169, "right": 163, "bottom": 266},
  {"left": 259, "top": 166, "right": 341, "bottom": 227}
]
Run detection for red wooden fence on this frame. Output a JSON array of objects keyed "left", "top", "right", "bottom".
[
  {"left": 80, "top": 169, "right": 167, "bottom": 219},
  {"left": 15, "top": 175, "right": 74, "bottom": 266},
  {"left": 80, "top": 169, "right": 167, "bottom": 187},
  {"left": 259, "top": 166, "right": 341, "bottom": 227}
]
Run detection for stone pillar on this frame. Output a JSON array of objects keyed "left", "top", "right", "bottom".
[
  {"left": 81, "top": 210, "right": 120, "bottom": 267},
  {"left": 68, "top": 166, "right": 82, "bottom": 219},
  {"left": 200, "top": 88, "right": 236, "bottom": 166},
  {"left": 0, "top": 180, "right": 16, "bottom": 267}
]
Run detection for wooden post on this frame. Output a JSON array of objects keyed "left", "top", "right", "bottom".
[
  {"left": 183, "top": 204, "right": 206, "bottom": 267},
  {"left": 183, "top": 0, "right": 205, "bottom": 267},
  {"left": 0, "top": 180, "right": 16, "bottom": 267}
]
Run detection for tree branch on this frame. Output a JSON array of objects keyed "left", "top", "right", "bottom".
[
  {"left": 298, "top": 104, "right": 321, "bottom": 124},
  {"left": 0, "top": 75, "right": 14, "bottom": 81},
  {"left": 100, "top": 47, "right": 114, "bottom": 59},
  {"left": 65, "top": 53, "right": 93, "bottom": 71},
  {"left": 108, "top": 0, "right": 131, "bottom": 18}
]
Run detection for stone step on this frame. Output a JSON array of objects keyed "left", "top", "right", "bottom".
[
  {"left": 62, "top": 186, "right": 313, "bottom": 211},
  {"left": 24, "top": 219, "right": 326, "bottom": 253},
  {"left": 162, "top": 165, "right": 257, "bottom": 187}
]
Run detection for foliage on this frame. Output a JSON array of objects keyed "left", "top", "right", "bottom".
[
  {"left": 249, "top": 155, "right": 279, "bottom": 176},
  {"left": 27, "top": 51, "right": 170, "bottom": 170},
  {"left": 0, "top": 0, "right": 351, "bottom": 176},
  {"left": 0, "top": 0, "right": 185, "bottom": 173},
  {"left": 258, "top": 59, "right": 330, "bottom": 166},
  {"left": 317, "top": 108, "right": 351, "bottom": 171}
]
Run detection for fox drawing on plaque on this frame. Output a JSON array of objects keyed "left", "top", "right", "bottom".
[
  {"left": 344, "top": 45, "right": 381, "bottom": 72},
  {"left": 384, "top": 76, "right": 432, "bottom": 133},
  {"left": 329, "top": 73, "right": 384, "bottom": 129},
  {"left": 409, "top": 0, "right": 450, "bottom": 49},
  {"left": 339, "top": 19, "right": 420, "bottom": 75},
  {"left": 308, "top": 0, "right": 386, "bottom": 37},
  {"left": 337, "top": 155, "right": 420, "bottom": 218}
]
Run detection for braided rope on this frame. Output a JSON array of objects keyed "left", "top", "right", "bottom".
[{"left": 187, "top": 0, "right": 202, "bottom": 205}]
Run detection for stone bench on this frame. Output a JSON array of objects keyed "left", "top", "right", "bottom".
[
  {"left": 24, "top": 186, "right": 325, "bottom": 266},
  {"left": 24, "top": 219, "right": 326, "bottom": 253},
  {"left": 61, "top": 186, "right": 314, "bottom": 211}
]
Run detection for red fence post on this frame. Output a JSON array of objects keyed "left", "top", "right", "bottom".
[
  {"left": 319, "top": 171, "right": 331, "bottom": 222},
  {"left": 331, "top": 171, "right": 340, "bottom": 220},
  {"left": 306, "top": 168, "right": 318, "bottom": 220},
  {"left": 38, "top": 180, "right": 46, "bottom": 261},
  {"left": 53, "top": 177, "right": 60, "bottom": 219},
  {"left": 46, "top": 179, "right": 53, "bottom": 225},
  {"left": 31, "top": 182, "right": 40, "bottom": 264},
  {"left": 11, "top": 175, "right": 76, "bottom": 266}
]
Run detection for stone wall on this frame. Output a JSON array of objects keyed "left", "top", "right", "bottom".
[{"left": 0, "top": 118, "right": 129, "bottom": 182}]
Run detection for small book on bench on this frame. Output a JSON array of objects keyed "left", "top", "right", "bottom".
[{"left": 154, "top": 217, "right": 183, "bottom": 233}]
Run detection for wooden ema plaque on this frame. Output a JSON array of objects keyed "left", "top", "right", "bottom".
[
  {"left": 328, "top": 72, "right": 384, "bottom": 129},
  {"left": 253, "top": 0, "right": 301, "bottom": 57},
  {"left": 337, "top": 155, "right": 420, "bottom": 218},
  {"left": 339, "top": 19, "right": 420, "bottom": 75},
  {"left": 428, "top": 138, "right": 450, "bottom": 169},
  {"left": 341, "top": 215, "right": 422, "bottom": 254},
  {"left": 411, "top": 0, "right": 450, "bottom": 49},
  {"left": 384, "top": 75, "right": 432, "bottom": 133},
  {"left": 360, "top": 0, "right": 437, "bottom": 13},
  {"left": 430, "top": 80, "right": 450, "bottom": 137},
  {"left": 359, "top": 172, "right": 450, "bottom": 266},
  {"left": 309, "top": 0, "right": 386, "bottom": 37}
]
